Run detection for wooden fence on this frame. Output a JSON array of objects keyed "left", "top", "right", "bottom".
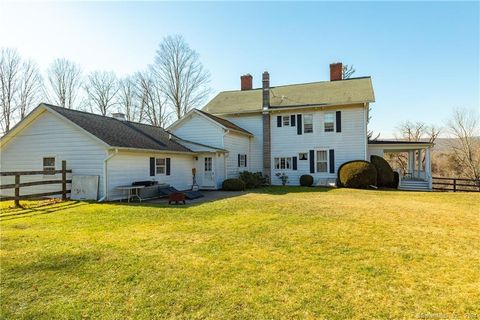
[
  {"left": 432, "top": 176, "right": 480, "bottom": 192},
  {"left": 0, "top": 160, "right": 72, "bottom": 207}
]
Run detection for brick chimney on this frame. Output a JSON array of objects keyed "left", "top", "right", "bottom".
[
  {"left": 262, "top": 71, "right": 271, "bottom": 183},
  {"left": 330, "top": 62, "right": 343, "bottom": 81},
  {"left": 240, "top": 74, "right": 253, "bottom": 90}
]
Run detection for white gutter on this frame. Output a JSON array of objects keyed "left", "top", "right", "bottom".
[{"left": 98, "top": 148, "right": 118, "bottom": 202}]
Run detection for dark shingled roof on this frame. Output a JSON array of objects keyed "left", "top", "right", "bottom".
[
  {"left": 44, "top": 104, "right": 192, "bottom": 153},
  {"left": 368, "top": 140, "right": 432, "bottom": 145},
  {"left": 196, "top": 109, "right": 252, "bottom": 135}
]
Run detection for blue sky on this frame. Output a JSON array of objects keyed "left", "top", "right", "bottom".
[{"left": 0, "top": 1, "right": 478, "bottom": 137}]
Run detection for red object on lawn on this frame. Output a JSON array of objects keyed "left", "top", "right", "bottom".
[{"left": 168, "top": 192, "right": 186, "bottom": 205}]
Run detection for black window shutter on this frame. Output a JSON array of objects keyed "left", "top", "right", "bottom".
[
  {"left": 238, "top": 154, "right": 240, "bottom": 167},
  {"left": 329, "top": 150, "right": 335, "bottom": 173},
  {"left": 336, "top": 111, "right": 342, "bottom": 132},
  {"left": 245, "top": 154, "right": 247, "bottom": 167},
  {"left": 292, "top": 156, "right": 297, "bottom": 170},
  {"left": 309, "top": 150, "right": 315, "bottom": 173},
  {"left": 297, "top": 115, "right": 302, "bottom": 135},
  {"left": 149, "top": 157, "right": 155, "bottom": 176},
  {"left": 166, "top": 158, "right": 171, "bottom": 176},
  {"left": 291, "top": 115, "right": 296, "bottom": 126},
  {"left": 277, "top": 116, "right": 282, "bottom": 127}
]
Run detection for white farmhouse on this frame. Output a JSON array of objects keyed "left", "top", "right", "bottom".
[{"left": 0, "top": 62, "right": 433, "bottom": 201}]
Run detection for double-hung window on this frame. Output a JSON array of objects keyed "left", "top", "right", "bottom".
[
  {"left": 274, "top": 157, "right": 292, "bottom": 170},
  {"left": 324, "top": 113, "right": 335, "bottom": 132},
  {"left": 239, "top": 154, "right": 247, "bottom": 167},
  {"left": 156, "top": 158, "right": 166, "bottom": 174},
  {"left": 43, "top": 157, "right": 56, "bottom": 175},
  {"left": 303, "top": 114, "right": 313, "bottom": 133},
  {"left": 282, "top": 116, "right": 290, "bottom": 126},
  {"left": 316, "top": 150, "right": 328, "bottom": 173}
]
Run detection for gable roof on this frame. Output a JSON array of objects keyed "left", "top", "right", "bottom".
[
  {"left": 203, "top": 77, "right": 375, "bottom": 115},
  {"left": 168, "top": 109, "right": 252, "bottom": 136},
  {"left": 195, "top": 109, "right": 252, "bottom": 135},
  {"left": 1, "top": 103, "right": 193, "bottom": 153}
]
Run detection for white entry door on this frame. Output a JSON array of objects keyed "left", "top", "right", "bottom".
[{"left": 203, "top": 156, "right": 215, "bottom": 187}]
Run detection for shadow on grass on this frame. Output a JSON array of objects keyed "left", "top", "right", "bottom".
[
  {"left": 105, "top": 186, "right": 336, "bottom": 210},
  {"left": 0, "top": 201, "right": 86, "bottom": 221},
  {"left": 9, "top": 251, "right": 101, "bottom": 274}
]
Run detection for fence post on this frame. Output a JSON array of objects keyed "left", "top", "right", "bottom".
[
  {"left": 62, "top": 160, "right": 67, "bottom": 200},
  {"left": 14, "top": 174, "right": 20, "bottom": 207},
  {"left": 453, "top": 179, "right": 456, "bottom": 192}
]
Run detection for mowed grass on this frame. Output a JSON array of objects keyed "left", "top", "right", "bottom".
[{"left": 0, "top": 188, "right": 479, "bottom": 319}]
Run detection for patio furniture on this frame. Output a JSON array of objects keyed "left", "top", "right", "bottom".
[
  {"left": 169, "top": 192, "right": 186, "bottom": 205},
  {"left": 116, "top": 185, "right": 145, "bottom": 203}
]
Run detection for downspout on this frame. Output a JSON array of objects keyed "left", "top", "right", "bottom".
[
  {"left": 98, "top": 148, "right": 118, "bottom": 202},
  {"left": 364, "top": 103, "right": 369, "bottom": 161},
  {"left": 223, "top": 130, "right": 229, "bottom": 179}
]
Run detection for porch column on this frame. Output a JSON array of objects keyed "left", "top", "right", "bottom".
[
  {"left": 425, "top": 147, "right": 432, "bottom": 189},
  {"left": 408, "top": 150, "right": 414, "bottom": 173},
  {"left": 417, "top": 149, "right": 422, "bottom": 174}
]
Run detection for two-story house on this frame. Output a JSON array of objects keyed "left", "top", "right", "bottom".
[{"left": 0, "top": 63, "right": 433, "bottom": 201}]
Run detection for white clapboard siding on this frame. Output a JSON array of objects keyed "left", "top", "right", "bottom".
[
  {"left": 223, "top": 114, "right": 263, "bottom": 173},
  {"left": 106, "top": 151, "right": 195, "bottom": 200},
  {"left": 270, "top": 105, "right": 367, "bottom": 186},
  {"left": 223, "top": 132, "right": 250, "bottom": 178},
  {"left": 170, "top": 113, "right": 224, "bottom": 149},
  {"left": 0, "top": 111, "right": 107, "bottom": 198}
]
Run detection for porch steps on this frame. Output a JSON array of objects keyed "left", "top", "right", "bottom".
[{"left": 399, "top": 180, "right": 430, "bottom": 191}]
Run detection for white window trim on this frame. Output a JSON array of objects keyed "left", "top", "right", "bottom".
[
  {"left": 315, "top": 149, "right": 329, "bottom": 173},
  {"left": 299, "top": 153, "right": 308, "bottom": 161},
  {"left": 239, "top": 154, "right": 247, "bottom": 168},
  {"left": 324, "top": 112, "right": 335, "bottom": 133},
  {"left": 204, "top": 156, "right": 213, "bottom": 172},
  {"left": 155, "top": 157, "right": 166, "bottom": 175},
  {"left": 273, "top": 157, "right": 293, "bottom": 170},
  {"left": 303, "top": 114, "right": 313, "bottom": 134},
  {"left": 282, "top": 115, "right": 290, "bottom": 127},
  {"left": 42, "top": 156, "right": 56, "bottom": 176}
]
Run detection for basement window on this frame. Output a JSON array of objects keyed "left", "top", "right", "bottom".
[{"left": 43, "top": 157, "right": 56, "bottom": 175}]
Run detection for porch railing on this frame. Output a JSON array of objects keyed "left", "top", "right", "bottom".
[{"left": 402, "top": 170, "right": 427, "bottom": 181}]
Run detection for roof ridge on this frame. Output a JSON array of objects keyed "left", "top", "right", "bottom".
[{"left": 216, "top": 76, "right": 372, "bottom": 93}]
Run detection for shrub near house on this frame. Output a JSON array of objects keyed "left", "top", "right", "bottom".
[
  {"left": 370, "top": 155, "right": 395, "bottom": 187},
  {"left": 338, "top": 160, "right": 377, "bottom": 189}
]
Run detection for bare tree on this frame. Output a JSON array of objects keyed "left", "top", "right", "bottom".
[
  {"left": 117, "top": 76, "right": 143, "bottom": 122},
  {"left": 135, "top": 70, "right": 170, "bottom": 127},
  {"left": 47, "top": 58, "right": 82, "bottom": 109},
  {"left": 153, "top": 35, "right": 210, "bottom": 120},
  {"left": 0, "top": 48, "right": 21, "bottom": 133},
  {"left": 388, "top": 121, "right": 441, "bottom": 173},
  {"left": 446, "top": 108, "right": 480, "bottom": 183},
  {"left": 17, "top": 59, "right": 43, "bottom": 120},
  {"left": 342, "top": 64, "right": 356, "bottom": 79},
  {"left": 84, "top": 71, "right": 119, "bottom": 116}
]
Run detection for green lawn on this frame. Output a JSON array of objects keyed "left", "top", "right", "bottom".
[{"left": 1, "top": 188, "right": 479, "bottom": 319}]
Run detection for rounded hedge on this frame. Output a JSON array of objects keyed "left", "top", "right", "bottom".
[
  {"left": 222, "top": 178, "right": 246, "bottom": 191},
  {"left": 338, "top": 160, "right": 377, "bottom": 189},
  {"left": 299, "top": 174, "right": 314, "bottom": 187},
  {"left": 370, "top": 155, "right": 395, "bottom": 187},
  {"left": 391, "top": 171, "right": 400, "bottom": 189}
]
